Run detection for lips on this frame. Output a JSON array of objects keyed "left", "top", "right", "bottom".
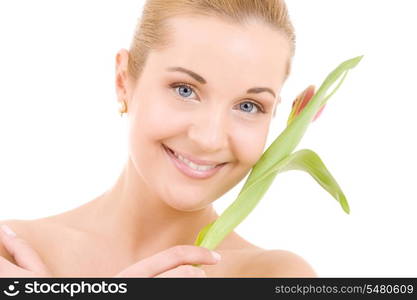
[
  {"left": 162, "top": 144, "right": 227, "bottom": 179},
  {"left": 162, "top": 144, "right": 226, "bottom": 167}
]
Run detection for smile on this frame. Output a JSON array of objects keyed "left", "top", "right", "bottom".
[{"left": 162, "top": 144, "right": 227, "bottom": 179}]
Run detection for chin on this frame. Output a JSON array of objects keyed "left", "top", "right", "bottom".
[{"left": 163, "top": 191, "right": 211, "bottom": 212}]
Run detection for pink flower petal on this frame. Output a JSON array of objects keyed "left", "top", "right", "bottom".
[
  {"left": 312, "top": 104, "right": 326, "bottom": 122},
  {"left": 295, "top": 85, "right": 315, "bottom": 117}
]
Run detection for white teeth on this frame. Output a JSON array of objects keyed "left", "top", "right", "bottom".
[{"left": 174, "top": 152, "right": 217, "bottom": 171}]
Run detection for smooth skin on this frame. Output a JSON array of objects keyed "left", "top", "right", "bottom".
[
  {"left": 0, "top": 227, "right": 219, "bottom": 277},
  {"left": 0, "top": 15, "right": 317, "bottom": 278},
  {"left": 0, "top": 223, "right": 316, "bottom": 277}
]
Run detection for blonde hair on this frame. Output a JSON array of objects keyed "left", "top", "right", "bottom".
[{"left": 128, "top": 0, "right": 296, "bottom": 83}]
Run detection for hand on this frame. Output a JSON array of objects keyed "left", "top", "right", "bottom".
[
  {"left": 114, "top": 245, "right": 221, "bottom": 278},
  {"left": 0, "top": 225, "right": 52, "bottom": 277}
]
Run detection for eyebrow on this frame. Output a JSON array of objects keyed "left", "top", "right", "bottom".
[{"left": 166, "top": 66, "right": 276, "bottom": 99}]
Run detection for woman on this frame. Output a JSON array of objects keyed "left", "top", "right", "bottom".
[{"left": 0, "top": 0, "right": 317, "bottom": 277}]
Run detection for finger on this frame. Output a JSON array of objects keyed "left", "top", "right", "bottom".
[
  {"left": 115, "top": 245, "right": 221, "bottom": 278},
  {"left": 155, "top": 265, "right": 207, "bottom": 278},
  {"left": 0, "top": 225, "right": 49, "bottom": 275},
  {"left": 0, "top": 256, "right": 28, "bottom": 278}
]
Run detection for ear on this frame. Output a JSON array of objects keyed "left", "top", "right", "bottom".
[{"left": 115, "top": 49, "right": 134, "bottom": 107}]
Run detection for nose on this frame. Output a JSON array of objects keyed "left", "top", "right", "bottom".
[{"left": 187, "top": 108, "right": 229, "bottom": 153}]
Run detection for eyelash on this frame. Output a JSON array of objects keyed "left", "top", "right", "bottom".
[{"left": 169, "top": 82, "right": 266, "bottom": 114}]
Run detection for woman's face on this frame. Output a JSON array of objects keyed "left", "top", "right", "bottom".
[{"left": 118, "top": 16, "right": 290, "bottom": 212}]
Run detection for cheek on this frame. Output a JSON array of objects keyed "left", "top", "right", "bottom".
[
  {"left": 232, "top": 124, "right": 269, "bottom": 167},
  {"left": 130, "top": 95, "right": 185, "bottom": 142},
  {"left": 219, "top": 124, "right": 268, "bottom": 194}
]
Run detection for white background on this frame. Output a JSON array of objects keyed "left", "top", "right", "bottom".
[{"left": 0, "top": 0, "right": 416, "bottom": 277}]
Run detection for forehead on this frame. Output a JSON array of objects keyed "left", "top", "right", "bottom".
[{"left": 149, "top": 15, "right": 290, "bottom": 89}]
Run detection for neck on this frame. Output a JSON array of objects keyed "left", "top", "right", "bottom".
[{"left": 85, "top": 157, "right": 219, "bottom": 260}]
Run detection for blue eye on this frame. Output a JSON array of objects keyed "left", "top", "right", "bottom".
[
  {"left": 173, "top": 83, "right": 196, "bottom": 99},
  {"left": 170, "top": 83, "right": 265, "bottom": 114},
  {"left": 239, "top": 101, "right": 262, "bottom": 114}
]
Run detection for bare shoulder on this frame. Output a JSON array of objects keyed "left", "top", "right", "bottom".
[
  {"left": 205, "top": 232, "right": 317, "bottom": 278},
  {"left": 239, "top": 249, "right": 317, "bottom": 278},
  {"left": 0, "top": 218, "right": 48, "bottom": 243}
]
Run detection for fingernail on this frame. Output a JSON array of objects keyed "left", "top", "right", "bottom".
[
  {"left": 211, "top": 251, "right": 221, "bottom": 261},
  {"left": 1, "top": 225, "right": 16, "bottom": 237}
]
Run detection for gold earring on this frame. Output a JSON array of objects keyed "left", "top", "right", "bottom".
[{"left": 118, "top": 100, "right": 127, "bottom": 117}]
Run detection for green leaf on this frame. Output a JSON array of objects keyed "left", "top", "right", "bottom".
[
  {"left": 242, "top": 149, "right": 350, "bottom": 214},
  {"left": 197, "top": 160, "right": 280, "bottom": 250},
  {"left": 194, "top": 55, "right": 362, "bottom": 251},
  {"left": 192, "top": 221, "right": 215, "bottom": 267},
  {"left": 280, "top": 149, "right": 350, "bottom": 214},
  {"left": 196, "top": 148, "right": 349, "bottom": 250},
  {"left": 194, "top": 221, "right": 214, "bottom": 246},
  {"left": 246, "top": 56, "right": 363, "bottom": 189}
]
